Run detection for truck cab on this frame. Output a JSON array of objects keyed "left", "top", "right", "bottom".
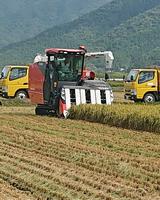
[
  {"left": 0, "top": 65, "right": 29, "bottom": 99},
  {"left": 124, "top": 68, "right": 160, "bottom": 103}
]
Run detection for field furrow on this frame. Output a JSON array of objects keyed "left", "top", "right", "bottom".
[{"left": 0, "top": 106, "right": 160, "bottom": 200}]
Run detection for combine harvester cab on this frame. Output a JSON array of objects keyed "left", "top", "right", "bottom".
[{"left": 29, "top": 48, "right": 113, "bottom": 118}]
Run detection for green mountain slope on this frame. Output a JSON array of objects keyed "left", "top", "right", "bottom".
[
  {"left": 0, "top": 0, "right": 111, "bottom": 48},
  {"left": 0, "top": 0, "right": 160, "bottom": 69},
  {"left": 97, "top": 5, "right": 160, "bottom": 68}
]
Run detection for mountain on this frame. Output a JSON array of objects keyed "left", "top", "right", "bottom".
[
  {"left": 97, "top": 5, "right": 160, "bottom": 68},
  {"left": 0, "top": 0, "right": 111, "bottom": 48},
  {"left": 0, "top": 0, "right": 160, "bottom": 69}
]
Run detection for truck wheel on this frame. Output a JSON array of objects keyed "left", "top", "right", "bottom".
[
  {"left": 143, "top": 93, "right": 155, "bottom": 103},
  {"left": 16, "top": 90, "right": 28, "bottom": 100}
]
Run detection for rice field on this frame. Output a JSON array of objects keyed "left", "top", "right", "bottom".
[
  {"left": 0, "top": 106, "right": 160, "bottom": 200},
  {"left": 69, "top": 104, "right": 160, "bottom": 133}
]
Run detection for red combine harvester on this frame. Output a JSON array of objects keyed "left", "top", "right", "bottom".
[{"left": 29, "top": 48, "right": 113, "bottom": 118}]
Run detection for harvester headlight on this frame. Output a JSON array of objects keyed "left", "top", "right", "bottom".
[
  {"left": 61, "top": 88, "right": 66, "bottom": 101},
  {"left": 63, "top": 110, "right": 69, "bottom": 118}
]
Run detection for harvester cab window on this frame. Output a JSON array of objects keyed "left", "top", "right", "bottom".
[
  {"left": 138, "top": 71, "right": 154, "bottom": 84},
  {"left": 52, "top": 54, "right": 83, "bottom": 81},
  {"left": 9, "top": 68, "right": 27, "bottom": 80}
]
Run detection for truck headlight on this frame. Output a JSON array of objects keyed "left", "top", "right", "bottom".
[
  {"left": 61, "top": 88, "right": 66, "bottom": 101},
  {"left": 2, "top": 86, "right": 8, "bottom": 93},
  {"left": 131, "top": 89, "right": 136, "bottom": 95}
]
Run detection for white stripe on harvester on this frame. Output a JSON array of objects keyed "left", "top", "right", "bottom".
[
  {"left": 90, "top": 90, "right": 96, "bottom": 104},
  {"left": 95, "top": 90, "right": 101, "bottom": 104},
  {"left": 65, "top": 88, "right": 71, "bottom": 109},
  {"left": 80, "top": 89, "right": 86, "bottom": 104},
  {"left": 75, "top": 89, "right": 81, "bottom": 105},
  {"left": 105, "top": 90, "right": 111, "bottom": 105}
]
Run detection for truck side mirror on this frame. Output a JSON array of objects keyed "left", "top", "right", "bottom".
[
  {"left": 130, "top": 75, "right": 134, "bottom": 81},
  {"left": 0, "top": 72, "right": 4, "bottom": 79}
]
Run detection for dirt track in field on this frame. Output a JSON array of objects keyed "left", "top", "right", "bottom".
[{"left": 0, "top": 106, "right": 160, "bottom": 200}]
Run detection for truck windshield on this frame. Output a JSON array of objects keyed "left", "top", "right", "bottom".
[
  {"left": 51, "top": 54, "right": 84, "bottom": 81},
  {"left": 0, "top": 66, "right": 9, "bottom": 79},
  {"left": 126, "top": 70, "right": 138, "bottom": 82}
]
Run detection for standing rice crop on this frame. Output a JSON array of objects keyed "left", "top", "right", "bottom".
[{"left": 69, "top": 104, "right": 160, "bottom": 133}]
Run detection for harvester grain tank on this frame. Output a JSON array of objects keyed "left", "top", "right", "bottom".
[{"left": 85, "top": 51, "right": 114, "bottom": 80}]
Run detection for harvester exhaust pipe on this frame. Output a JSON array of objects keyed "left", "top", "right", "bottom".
[{"left": 105, "top": 51, "right": 114, "bottom": 81}]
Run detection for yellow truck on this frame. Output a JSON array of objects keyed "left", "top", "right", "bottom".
[
  {"left": 124, "top": 68, "right": 160, "bottom": 103},
  {"left": 0, "top": 65, "right": 29, "bottom": 99}
]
